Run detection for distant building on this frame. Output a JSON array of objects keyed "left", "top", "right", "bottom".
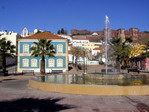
[
  {"left": 21, "top": 28, "right": 45, "bottom": 37},
  {"left": 21, "top": 27, "right": 29, "bottom": 37},
  {"left": 58, "top": 34, "right": 72, "bottom": 42},
  {"left": 82, "top": 42, "right": 100, "bottom": 50},
  {"left": 70, "top": 39, "right": 90, "bottom": 47},
  {"left": 71, "top": 29, "right": 91, "bottom": 35},
  {"left": 0, "top": 31, "right": 20, "bottom": 67},
  {"left": 71, "top": 28, "right": 149, "bottom": 41},
  {"left": 0, "top": 30, "right": 20, "bottom": 53},
  {"left": 17, "top": 32, "right": 68, "bottom": 73},
  {"left": 92, "top": 47, "right": 103, "bottom": 56},
  {"left": 117, "top": 29, "right": 125, "bottom": 41}
]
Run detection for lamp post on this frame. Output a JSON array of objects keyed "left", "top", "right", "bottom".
[
  {"left": 83, "top": 48, "right": 87, "bottom": 74},
  {"left": 83, "top": 48, "right": 86, "bottom": 74}
]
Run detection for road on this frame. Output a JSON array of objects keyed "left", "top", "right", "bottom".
[{"left": 0, "top": 76, "right": 149, "bottom": 112}]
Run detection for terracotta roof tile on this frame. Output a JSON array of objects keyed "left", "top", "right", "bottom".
[
  {"left": 72, "top": 38, "right": 89, "bottom": 40},
  {"left": 93, "top": 47, "right": 103, "bottom": 50},
  {"left": 68, "top": 51, "right": 72, "bottom": 54},
  {"left": 19, "top": 32, "right": 66, "bottom": 40}
]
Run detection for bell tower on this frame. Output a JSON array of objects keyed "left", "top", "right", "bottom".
[{"left": 21, "top": 27, "right": 29, "bottom": 37}]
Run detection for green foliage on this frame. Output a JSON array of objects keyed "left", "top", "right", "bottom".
[
  {"left": 0, "top": 38, "right": 16, "bottom": 73},
  {"left": 141, "top": 41, "right": 149, "bottom": 58},
  {"left": 30, "top": 39, "right": 55, "bottom": 75},
  {"left": 112, "top": 37, "right": 132, "bottom": 71},
  {"left": 57, "top": 30, "right": 61, "bottom": 34},
  {"left": 57, "top": 28, "right": 67, "bottom": 34},
  {"left": 30, "top": 39, "right": 55, "bottom": 57},
  {"left": 0, "top": 38, "right": 16, "bottom": 57},
  {"left": 144, "top": 31, "right": 149, "bottom": 33},
  {"left": 112, "top": 38, "right": 131, "bottom": 59},
  {"left": 137, "top": 37, "right": 149, "bottom": 45}
]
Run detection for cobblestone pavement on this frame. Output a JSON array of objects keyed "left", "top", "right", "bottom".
[{"left": 0, "top": 75, "right": 149, "bottom": 112}]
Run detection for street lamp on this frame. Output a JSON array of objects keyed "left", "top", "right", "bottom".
[{"left": 83, "top": 48, "right": 87, "bottom": 74}]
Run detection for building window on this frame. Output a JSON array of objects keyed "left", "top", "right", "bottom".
[
  {"left": 31, "top": 59, "right": 37, "bottom": 67},
  {"left": 57, "top": 44, "right": 63, "bottom": 53},
  {"left": 23, "top": 59, "right": 29, "bottom": 67},
  {"left": 23, "top": 44, "right": 29, "bottom": 53},
  {"left": 48, "top": 59, "right": 55, "bottom": 67},
  {"left": 57, "top": 59, "right": 63, "bottom": 67}
]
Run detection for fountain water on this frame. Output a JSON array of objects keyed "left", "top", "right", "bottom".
[{"left": 104, "top": 16, "right": 113, "bottom": 74}]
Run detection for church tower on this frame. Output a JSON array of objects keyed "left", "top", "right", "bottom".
[{"left": 21, "top": 27, "right": 29, "bottom": 37}]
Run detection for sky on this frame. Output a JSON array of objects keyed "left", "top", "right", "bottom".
[{"left": 0, "top": 0, "right": 149, "bottom": 34}]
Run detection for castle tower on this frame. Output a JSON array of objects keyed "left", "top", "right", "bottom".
[
  {"left": 129, "top": 28, "right": 139, "bottom": 40},
  {"left": 117, "top": 29, "right": 125, "bottom": 42}
]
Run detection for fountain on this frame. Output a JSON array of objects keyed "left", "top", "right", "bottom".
[
  {"left": 29, "top": 74, "right": 149, "bottom": 95},
  {"left": 28, "top": 16, "right": 149, "bottom": 96},
  {"left": 104, "top": 15, "right": 115, "bottom": 74},
  {"left": 105, "top": 15, "right": 110, "bottom": 73}
]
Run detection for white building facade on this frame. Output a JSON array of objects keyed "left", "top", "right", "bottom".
[
  {"left": 70, "top": 39, "right": 90, "bottom": 47},
  {"left": 0, "top": 31, "right": 19, "bottom": 48}
]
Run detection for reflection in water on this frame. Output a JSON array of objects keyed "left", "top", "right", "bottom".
[{"left": 36, "top": 74, "right": 149, "bottom": 86}]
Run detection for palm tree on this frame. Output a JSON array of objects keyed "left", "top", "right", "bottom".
[
  {"left": 30, "top": 39, "right": 55, "bottom": 75},
  {"left": 112, "top": 37, "right": 132, "bottom": 72},
  {"left": 0, "top": 38, "right": 16, "bottom": 76}
]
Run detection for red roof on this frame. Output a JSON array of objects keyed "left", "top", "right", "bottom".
[
  {"left": 93, "top": 47, "right": 103, "bottom": 50},
  {"left": 72, "top": 38, "right": 89, "bottom": 40},
  {"left": 19, "top": 32, "right": 66, "bottom": 40},
  {"left": 68, "top": 51, "right": 72, "bottom": 54}
]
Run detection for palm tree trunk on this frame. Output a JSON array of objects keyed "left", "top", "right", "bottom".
[
  {"left": 40, "top": 56, "right": 45, "bottom": 82},
  {"left": 116, "top": 57, "right": 121, "bottom": 72},
  {"left": 40, "top": 56, "right": 45, "bottom": 75}
]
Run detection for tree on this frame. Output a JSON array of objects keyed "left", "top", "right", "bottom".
[
  {"left": 141, "top": 41, "right": 149, "bottom": 58},
  {"left": 136, "top": 37, "right": 149, "bottom": 45},
  {"left": 57, "top": 30, "right": 61, "bottom": 34},
  {"left": 0, "top": 38, "right": 16, "bottom": 76},
  {"left": 70, "top": 46, "right": 83, "bottom": 67},
  {"left": 112, "top": 37, "right": 132, "bottom": 72},
  {"left": 61, "top": 28, "right": 65, "bottom": 34},
  {"left": 30, "top": 39, "right": 55, "bottom": 75},
  {"left": 144, "top": 31, "right": 149, "bottom": 33},
  {"left": 129, "top": 45, "right": 145, "bottom": 58},
  {"left": 57, "top": 28, "right": 67, "bottom": 34}
]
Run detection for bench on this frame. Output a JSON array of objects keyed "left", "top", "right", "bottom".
[
  {"left": 0, "top": 70, "right": 8, "bottom": 76},
  {"left": 22, "top": 70, "right": 34, "bottom": 75},
  {"left": 49, "top": 70, "right": 63, "bottom": 74},
  {"left": 101, "top": 69, "right": 113, "bottom": 72},
  {"left": 127, "top": 68, "right": 140, "bottom": 73}
]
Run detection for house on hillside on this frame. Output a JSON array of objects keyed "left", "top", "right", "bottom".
[
  {"left": 92, "top": 47, "right": 103, "bottom": 56},
  {"left": 58, "top": 34, "right": 72, "bottom": 42},
  {"left": 70, "top": 39, "right": 90, "bottom": 47},
  {"left": 17, "top": 32, "right": 68, "bottom": 73}
]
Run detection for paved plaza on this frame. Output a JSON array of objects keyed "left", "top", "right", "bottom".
[{"left": 0, "top": 74, "right": 149, "bottom": 112}]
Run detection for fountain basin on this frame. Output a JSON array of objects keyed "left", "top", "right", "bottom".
[{"left": 28, "top": 74, "right": 149, "bottom": 96}]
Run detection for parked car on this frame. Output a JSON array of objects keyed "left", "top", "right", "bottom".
[{"left": 99, "top": 61, "right": 104, "bottom": 65}]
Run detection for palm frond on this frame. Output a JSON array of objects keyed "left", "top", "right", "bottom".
[{"left": 30, "top": 39, "right": 55, "bottom": 58}]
